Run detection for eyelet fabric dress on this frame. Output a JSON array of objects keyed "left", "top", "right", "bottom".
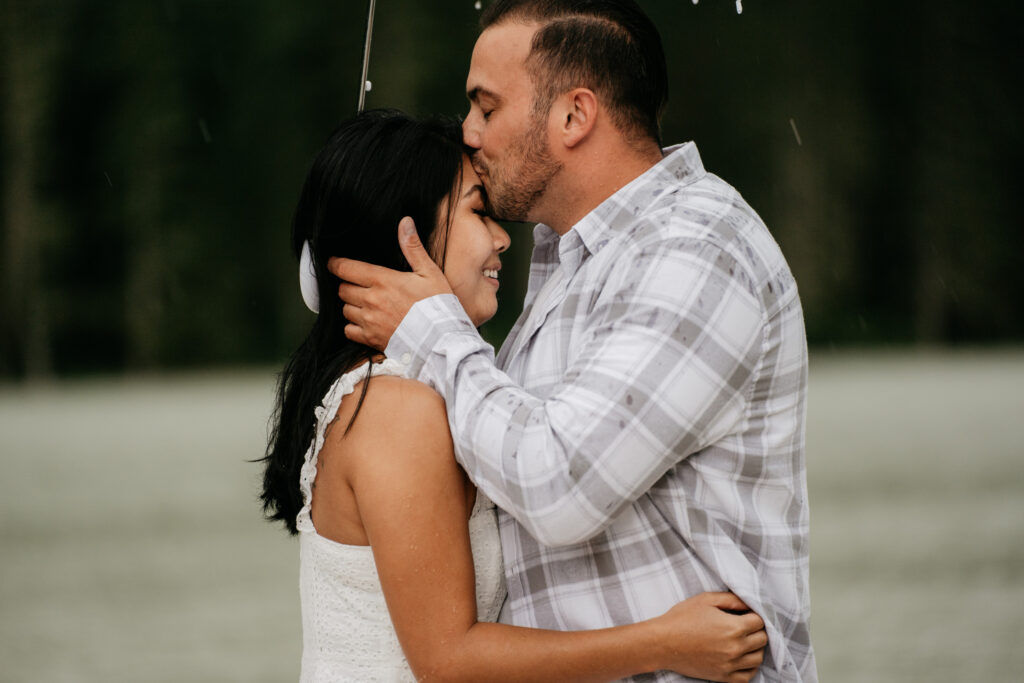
[{"left": 296, "top": 359, "right": 506, "bottom": 682}]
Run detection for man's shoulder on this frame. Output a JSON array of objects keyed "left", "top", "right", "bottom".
[
  {"left": 607, "top": 181, "right": 748, "bottom": 260},
  {"left": 595, "top": 175, "right": 800, "bottom": 313}
]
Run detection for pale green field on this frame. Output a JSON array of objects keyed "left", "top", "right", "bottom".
[{"left": 1, "top": 351, "right": 1022, "bottom": 682}]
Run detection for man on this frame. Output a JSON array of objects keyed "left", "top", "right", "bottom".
[{"left": 331, "top": 1, "right": 816, "bottom": 680}]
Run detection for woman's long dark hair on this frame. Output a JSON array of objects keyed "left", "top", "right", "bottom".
[{"left": 260, "top": 109, "right": 465, "bottom": 534}]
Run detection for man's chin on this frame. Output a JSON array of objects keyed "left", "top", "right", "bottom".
[{"left": 482, "top": 193, "right": 518, "bottom": 222}]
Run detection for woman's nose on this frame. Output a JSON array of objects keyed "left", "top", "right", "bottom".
[{"left": 491, "top": 222, "right": 510, "bottom": 253}]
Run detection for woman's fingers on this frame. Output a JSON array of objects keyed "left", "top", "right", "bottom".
[
  {"left": 705, "top": 591, "right": 751, "bottom": 614},
  {"left": 727, "top": 668, "right": 759, "bottom": 683},
  {"left": 736, "top": 647, "right": 764, "bottom": 670},
  {"left": 745, "top": 627, "right": 768, "bottom": 653},
  {"left": 740, "top": 610, "right": 765, "bottom": 634}
]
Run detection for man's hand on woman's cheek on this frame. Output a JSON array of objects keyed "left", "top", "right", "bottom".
[{"left": 329, "top": 217, "right": 452, "bottom": 350}]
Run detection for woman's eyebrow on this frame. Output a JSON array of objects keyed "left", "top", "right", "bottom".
[{"left": 463, "top": 184, "right": 485, "bottom": 199}]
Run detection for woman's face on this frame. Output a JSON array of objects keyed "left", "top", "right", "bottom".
[{"left": 435, "top": 156, "right": 511, "bottom": 327}]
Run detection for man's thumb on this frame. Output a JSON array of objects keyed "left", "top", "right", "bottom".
[{"left": 398, "top": 216, "right": 436, "bottom": 273}]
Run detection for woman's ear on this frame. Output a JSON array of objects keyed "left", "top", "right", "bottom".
[{"left": 559, "top": 88, "right": 598, "bottom": 148}]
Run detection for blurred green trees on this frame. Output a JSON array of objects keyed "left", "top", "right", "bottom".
[{"left": 1, "top": 0, "right": 1021, "bottom": 379}]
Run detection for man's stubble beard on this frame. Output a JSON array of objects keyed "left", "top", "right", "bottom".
[{"left": 478, "top": 112, "right": 562, "bottom": 223}]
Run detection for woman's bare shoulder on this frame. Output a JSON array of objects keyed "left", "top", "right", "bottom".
[
  {"left": 312, "top": 374, "right": 457, "bottom": 545},
  {"left": 355, "top": 374, "right": 446, "bottom": 425},
  {"left": 326, "top": 374, "right": 451, "bottom": 466}
]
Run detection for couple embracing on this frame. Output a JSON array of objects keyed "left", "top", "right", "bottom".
[{"left": 260, "top": 1, "right": 816, "bottom": 681}]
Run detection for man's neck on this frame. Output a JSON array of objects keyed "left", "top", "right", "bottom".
[{"left": 537, "top": 143, "right": 664, "bottom": 235}]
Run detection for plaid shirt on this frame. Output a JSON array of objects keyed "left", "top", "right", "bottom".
[{"left": 387, "top": 143, "right": 816, "bottom": 682}]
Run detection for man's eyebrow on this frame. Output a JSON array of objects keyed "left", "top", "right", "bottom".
[{"left": 467, "top": 86, "right": 500, "bottom": 103}]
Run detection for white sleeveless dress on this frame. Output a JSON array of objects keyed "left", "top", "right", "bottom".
[{"left": 296, "top": 359, "right": 506, "bottom": 682}]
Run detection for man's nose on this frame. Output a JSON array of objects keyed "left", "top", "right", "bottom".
[{"left": 462, "top": 112, "right": 482, "bottom": 149}]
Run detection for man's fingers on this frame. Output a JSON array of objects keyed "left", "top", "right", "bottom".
[
  {"left": 337, "top": 282, "right": 371, "bottom": 307},
  {"left": 397, "top": 216, "right": 441, "bottom": 275},
  {"left": 343, "top": 323, "right": 370, "bottom": 347},
  {"left": 328, "top": 256, "right": 390, "bottom": 286},
  {"left": 342, "top": 303, "right": 363, "bottom": 324}
]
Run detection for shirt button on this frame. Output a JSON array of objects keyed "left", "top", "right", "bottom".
[{"left": 400, "top": 352, "right": 412, "bottom": 365}]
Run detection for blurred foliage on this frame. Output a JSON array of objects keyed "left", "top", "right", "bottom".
[{"left": 1, "top": 0, "right": 1021, "bottom": 379}]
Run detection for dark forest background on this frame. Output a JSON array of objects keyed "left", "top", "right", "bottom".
[{"left": 2, "top": 0, "right": 1021, "bottom": 379}]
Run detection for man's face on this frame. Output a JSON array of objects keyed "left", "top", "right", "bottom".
[{"left": 463, "top": 22, "right": 562, "bottom": 222}]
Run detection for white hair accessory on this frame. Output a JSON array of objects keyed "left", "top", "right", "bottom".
[{"left": 299, "top": 240, "right": 320, "bottom": 313}]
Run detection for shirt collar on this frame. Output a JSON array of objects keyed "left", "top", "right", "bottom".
[{"left": 533, "top": 142, "right": 707, "bottom": 274}]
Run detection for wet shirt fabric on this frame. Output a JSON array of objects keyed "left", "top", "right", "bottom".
[{"left": 387, "top": 142, "right": 817, "bottom": 682}]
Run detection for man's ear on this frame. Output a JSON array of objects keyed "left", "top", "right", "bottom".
[{"left": 558, "top": 88, "right": 598, "bottom": 148}]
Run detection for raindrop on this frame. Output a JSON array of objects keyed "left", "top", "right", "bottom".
[
  {"left": 735, "top": 0, "right": 743, "bottom": 13},
  {"left": 365, "top": 80, "right": 373, "bottom": 92},
  {"left": 198, "top": 118, "right": 212, "bottom": 144},
  {"left": 789, "top": 118, "right": 803, "bottom": 146},
  {"left": 474, "top": 0, "right": 482, "bottom": 9}
]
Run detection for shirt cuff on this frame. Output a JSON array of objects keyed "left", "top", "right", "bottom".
[{"left": 385, "top": 293, "right": 482, "bottom": 384}]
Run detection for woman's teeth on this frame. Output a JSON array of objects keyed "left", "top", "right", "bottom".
[{"left": 483, "top": 269, "right": 499, "bottom": 279}]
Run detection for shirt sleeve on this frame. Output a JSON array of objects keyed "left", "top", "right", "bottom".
[{"left": 386, "top": 237, "right": 766, "bottom": 547}]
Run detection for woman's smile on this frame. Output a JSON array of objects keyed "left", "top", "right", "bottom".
[{"left": 437, "top": 156, "right": 510, "bottom": 326}]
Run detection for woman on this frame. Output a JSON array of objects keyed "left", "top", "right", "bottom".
[{"left": 260, "top": 109, "right": 766, "bottom": 682}]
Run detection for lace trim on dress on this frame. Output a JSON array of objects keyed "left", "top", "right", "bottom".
[{"left": 295, "top": 358, "right": 409, "bottom": 534}]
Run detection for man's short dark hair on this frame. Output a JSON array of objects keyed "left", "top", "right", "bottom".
[{"left": 481, "top": 0, "right": 668, "bottom": 145}]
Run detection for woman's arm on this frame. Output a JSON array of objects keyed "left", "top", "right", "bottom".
[{"left": 333, "top": 377, "right": 766, "bottom": 683}]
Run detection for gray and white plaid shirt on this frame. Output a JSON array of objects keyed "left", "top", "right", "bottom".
[{"left": 388, "top": 142, "right": 816, "bottom": 682}]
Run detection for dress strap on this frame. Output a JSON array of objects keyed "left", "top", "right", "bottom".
[{"left": 295, "top": 358, "right": 408, "bottom": 533}]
